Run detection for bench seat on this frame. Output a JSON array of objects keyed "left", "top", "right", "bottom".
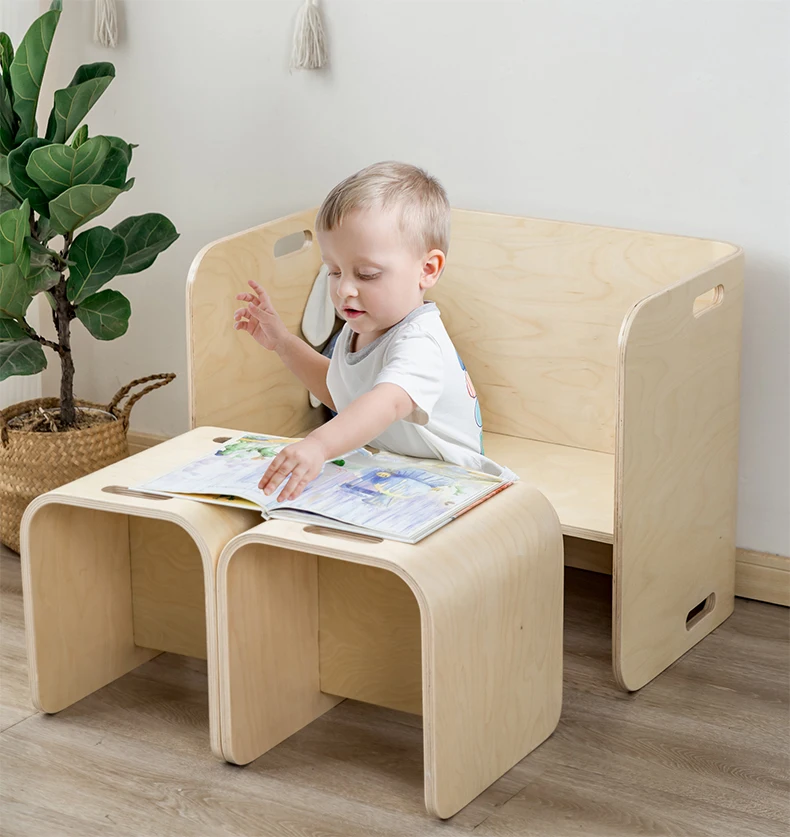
[{"left": 484, "top": 432, "right": 614, "bottom": 543}]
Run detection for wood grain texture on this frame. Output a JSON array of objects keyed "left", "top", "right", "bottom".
[
  {"left": 130, "top": 518, "right": 207, "bottom": 660},
  {"left": 185, "top": 209, "right": 745, "bottom": 692},
  {"left": 120, "top": 430, "right": 787, "bottom": 606},
  {"left": 614, "top": 253, "right": 745, "bottom": 691},
  {"left": 217, "top": 482, "right": 564, "bottom": 818},
  {"left": 219, "top": 543, "right": 343, "bottom": 766},
  {"left": 20, "top": 427, "right": 261, "bottom": 756},
  {"left": 431, "top": 210, "right": 737, "bottom": 454},
  {"left": 22, "top": 505, "right": 159, "bottom": 715},
  {"left": 187, "top": 208, "right": 324, "bottom": 435},
  {"left": 484, "top": 433, "right": 614, "bottom": 541},
  {"left": 3, "top": 546, "right": 787, "bottom": 835},
  {"left": 319, "top": 559, "right": 422, "bottom": 715}
]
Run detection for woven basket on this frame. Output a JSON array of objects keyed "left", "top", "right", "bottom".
[{"left": 0, "top": 373, "right": 175, "bottom": 553}]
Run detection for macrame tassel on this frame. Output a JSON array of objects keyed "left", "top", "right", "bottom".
[
  {"left": 291, "top": 0, "right": 327, "bottom": 70},
  {"left": 94, "top": 0, "right": 118, "bottom": 48}
]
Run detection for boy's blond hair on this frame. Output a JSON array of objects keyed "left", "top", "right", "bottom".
[{"left": 316, "top": 161, "right": 451, "bottom": 256}]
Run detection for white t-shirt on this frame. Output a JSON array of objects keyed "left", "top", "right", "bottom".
[{"left": 326, "top": 302, "right": 510, "bottom": 477}]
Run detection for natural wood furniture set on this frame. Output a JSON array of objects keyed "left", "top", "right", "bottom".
[{"left": 21, "top": 208, "right": 743, "bottom": 817}]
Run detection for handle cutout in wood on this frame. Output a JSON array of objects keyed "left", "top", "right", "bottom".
[
  {"left": 101, "top": 485, "right": 172, "bottom": 501},
  {"left": 686, "top": 592, "right": 716, "bottom": 630},
  {"left": 303, "top": 525, "right": 383, "bottom": 544},
  {"left": 213, "top": 436, "right": 232, "bottom": 443},
  {"left": 693, "top": 285, "right": 724, "bottom": 318},
  {"left": 273, "top": 230, "right": 313, "bottom": 258}
]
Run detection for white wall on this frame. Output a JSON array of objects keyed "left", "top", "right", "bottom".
[{"left": 12, "top": 0, "right": 790, "bottom": 555}]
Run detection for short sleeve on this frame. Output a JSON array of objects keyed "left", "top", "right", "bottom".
[{"left": 374, "top": 326, "right": 443, "bottom": 426}]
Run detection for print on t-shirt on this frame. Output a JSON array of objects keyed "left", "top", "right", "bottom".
[{"left": 456, "top": 352, "right": 484, "bottom": 454}]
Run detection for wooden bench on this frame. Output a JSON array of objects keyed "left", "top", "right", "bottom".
[
  {"left": 188, "top": 207, "right": 744, "bottom": 691},
  {"left": 21, "top": 431, "right": 564, "bottom": 818},
  {"left": 20, "top": 427, "right": 262, "bottom": 758},
  {"left": 214, "top": 483, "right": 563, "bottom": 818}
]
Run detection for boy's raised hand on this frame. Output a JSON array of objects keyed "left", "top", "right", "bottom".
[
  {"left": 234, "top": 280, "right": 290, "bottom": 351},
  {"left": 258, "top": 437, "right": 327, "bottom": 502}
]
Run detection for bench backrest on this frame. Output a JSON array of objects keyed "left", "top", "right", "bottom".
[{"left": 188, "top": 208, "right": 736, "bottom": 454}]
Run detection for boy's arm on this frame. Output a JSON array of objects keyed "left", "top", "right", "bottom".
[
  {"left": 234, "top": 279, "right": 335, "bottom": 409},
  {"left": 259, "top": 384, "right": 414, "bottom": 500},
  {"left": 309, "top": 383, "right": 414, "bottom": 459},
  {"left": 275, "top": 333, "right": 335, "bottom": 411}
]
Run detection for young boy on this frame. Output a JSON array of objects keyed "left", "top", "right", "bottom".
[{"left": 234, "top": 161, "right": 506, "bottom": 502}]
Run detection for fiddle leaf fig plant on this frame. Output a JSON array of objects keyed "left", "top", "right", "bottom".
[{"left": 0, "top": 1, "right": 179, "bottom": 426}]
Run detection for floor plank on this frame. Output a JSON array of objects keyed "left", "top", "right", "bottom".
[
  {"left": 0, "top": 547, "right": 36, "bottom": 731},
  {"left": 1, "top": 545, "right": 787, "bottom": 835}
]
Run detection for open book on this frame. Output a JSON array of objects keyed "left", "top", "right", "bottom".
[{"left": 134, "top": 433, "right": 513, "bottom": 544}]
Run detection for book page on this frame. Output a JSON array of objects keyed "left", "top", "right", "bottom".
[
  {"left": 135, "top": 434, "right": 372, "bottom": 508},
  {"left": 270, "top": 451, "right": 504, "bottom": 540},
  {"left": 135, "top": 434, "right": 506, "bottom": 541}
]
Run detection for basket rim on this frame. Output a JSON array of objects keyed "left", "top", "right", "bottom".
[{"left": 0, "top": 397, "right": 119, "bottom": 436}]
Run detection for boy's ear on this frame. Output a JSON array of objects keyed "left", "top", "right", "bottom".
[{"left": 420, "top": 250, "right": 446, "bottom": 290}]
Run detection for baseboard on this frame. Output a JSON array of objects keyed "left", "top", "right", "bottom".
[
  {"left": 127, "top": 431, "right": 169, "bottom": 456},
  {"left": 565, "top": 538, "right": 789, "bottom": 607},
  {"left": 734, "top": 549, "right": 790, "bottom": 607},
  {"left": 125, "top": 432, "right": 789, "bottom": 608}
]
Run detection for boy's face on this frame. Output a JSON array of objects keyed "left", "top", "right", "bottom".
[{"left": 318, "top": 206, "right": 445, "bottom": 348}]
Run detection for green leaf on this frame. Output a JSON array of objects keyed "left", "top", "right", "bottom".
[
  {"left": 75, "top": 288, "right": 130, "bottom": 340},
  {"left": 48, "top": 178, "right": 134, "bottom": 235},
  {"left": 27, "top": 136, "right": 111, "bottom": 200},
  {"left": 35, "top": 213, "right": 54, "bottom": 242},
  {"left": 0, "top": 73, "right": 15, "bottom": 154},
  {"left": 25, "top": 240, "right": 61, "bottom": 292},
  {"left": 0, "top": 337, "right": 47, "bottom": 380},
  {"left": 67, "top": 226, "right": 126, "bottom": 303},
  {"left": 0, "top": 318, "right": 27, "bottom": 341},
  {"left": 113, "top": 213, "right": 179, "bottom": 275},
  {"left": 9, "top": 7, "right": 61, "bottom": 142},
  {"left": 71, "top": 124, "right": 88, "bottom": 149},
  {"left": 0, "top": 154, "right": 8, "bottom": 185},
  {"left": 0, "top": 199, "right": 29, "bottom": 266},
  {"left": 50, "top": 1, "right": 63, "bottom": 12},
  {"left": 45, "top": 63, "right": 115, "bottom": 144},
  {"left": 0, "top": 262, "right": 33, "bottom": 319},
  {"left": 0, "top": 185, "right": 20, "bottom": 213},
  {"left": 7, "top": 138, "right": 50, "bottom": 215},
  {"left": 27, "top": 262, "right": 60, "bottom": 293},
  {"left": 92, "top": 136, "right": 133, "bottom": 188},
  {"left": 0, "top": 33, "right": 14, "bottom": 84},
  {"left": 0, "top": 33, "right": 15, "bottom": 152}
]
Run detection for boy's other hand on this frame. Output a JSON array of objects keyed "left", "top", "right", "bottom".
[
  {"left": 234, "top": 280, "right": 290, "bottom": 351},
  {"left": 259, "top": 437, "right": 327, "bottom": 502}
]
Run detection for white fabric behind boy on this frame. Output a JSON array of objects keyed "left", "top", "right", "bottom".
[
  {"left": 301, "top": 264, "right": 335, "bottom": 346},
  {"left": 302, "top": 264, "right": 338, "bottom": 408}
]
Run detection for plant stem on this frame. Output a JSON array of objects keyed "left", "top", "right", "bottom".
[
  {"left": 19, "top": 321, "right": 59, "bottom": 352},
  {"left": 54, "top": 233, "right": 76, "bottom": 426}
]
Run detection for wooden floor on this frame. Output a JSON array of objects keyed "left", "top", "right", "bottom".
[{"left": 1, "top": 544, "right": 788, "bottom": 836}]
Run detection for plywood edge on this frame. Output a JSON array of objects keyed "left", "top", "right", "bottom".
[
  {"left": 612, "top": 248, "right": 745, "bottom": 570},
  {"left": 452, "top": 207, "right": 742, "bottom": 256},
  {"left": 185, "top": 207, "right": 320, "bottom": 429},
  {"left": 20, "top": 491, "right": 246, "bottom": 752},
  {"left": 612, "top": 252, "right": 744, "bottom": 691}
]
